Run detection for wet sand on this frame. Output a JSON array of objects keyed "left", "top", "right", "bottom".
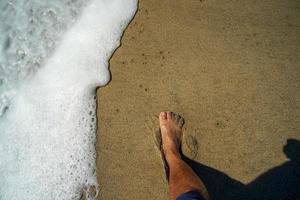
[{"left": 96, "top": 0, "right": 300, "bottom": 199}]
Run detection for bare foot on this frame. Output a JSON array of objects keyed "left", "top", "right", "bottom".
[{"left": 159, "top": 111, "right": 185, "bottom": 161}]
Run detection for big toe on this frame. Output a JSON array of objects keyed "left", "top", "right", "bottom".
[{"left": 159, "top": 112, "right": 167, "bottom": 124}]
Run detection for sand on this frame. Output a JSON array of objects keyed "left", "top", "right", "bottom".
[{"left": 96, "top": 0, "right": 300, "bottom": 199}]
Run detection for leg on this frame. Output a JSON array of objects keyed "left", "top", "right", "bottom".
[{"left": 159, "top": 112, "right": 210, "bottom": 200}]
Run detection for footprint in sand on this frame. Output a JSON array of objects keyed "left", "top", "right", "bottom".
[
  {"left": 146, "top": 115, "right": 161, "bottom": 151},
  {"left": 183, "top": 133, "right": 199, "bottom": 159}
]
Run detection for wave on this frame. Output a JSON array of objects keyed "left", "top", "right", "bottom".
[{"left": 0, "top": 0, "right": 137, "bottom": 199}]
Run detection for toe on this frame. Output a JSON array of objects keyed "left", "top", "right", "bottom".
[
  {"left": 159, "top": 112, "right": 167, "bottom": 120},
  {"left": 166, "top": 112, "right": 172, "bottom": 120},
  {"left": 159, "top": 112, "right": 168, "bottom": 127}
]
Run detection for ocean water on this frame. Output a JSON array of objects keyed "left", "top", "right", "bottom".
[{"left": 0, "top": 0, "right": 137, "bottom": 199}]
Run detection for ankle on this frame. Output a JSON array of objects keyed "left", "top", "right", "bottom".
[{"left": 164, "top": 149, "right": 181, "bottom": 163}]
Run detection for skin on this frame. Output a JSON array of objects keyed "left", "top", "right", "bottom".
[{"left": 159, "top": 111, "right": 210, "bottom": 200}]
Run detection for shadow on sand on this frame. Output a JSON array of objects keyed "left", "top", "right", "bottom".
[{"left": 182, "top": 139, "right": 300, "bottom": 200}]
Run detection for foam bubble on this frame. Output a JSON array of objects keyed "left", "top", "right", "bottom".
[
  {"left": 0, "top": 0, "right": 137, "bottom": 199},
  {"left": 0, "top": 0, "right": 91, "bottom": 117}
]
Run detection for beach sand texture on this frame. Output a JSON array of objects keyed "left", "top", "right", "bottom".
[{"left": 96, "top": 0, "right": 300, "bottom": 199}]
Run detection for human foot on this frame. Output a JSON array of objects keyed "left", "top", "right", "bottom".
[{"left": 159, "top": 111, "right": 185, "bottom": 161}]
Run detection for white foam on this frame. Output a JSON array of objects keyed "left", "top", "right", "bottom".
[
  {"left": 0, "top": 0, "right": 90, "bottom": 116},
  {"left": 0, "top": 0, "right": 137, "bottom": 199}
]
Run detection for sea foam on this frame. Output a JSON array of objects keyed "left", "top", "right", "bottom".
[{"left": 0, "top": 0, "right": 137, "bottom": 199}]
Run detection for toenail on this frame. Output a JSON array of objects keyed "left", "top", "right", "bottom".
[{"left": 160, "top": 112, "right": 167, "bottom": 118}]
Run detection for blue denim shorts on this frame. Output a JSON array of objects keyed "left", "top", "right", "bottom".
[{"left": 176, "top": 190, "right": 206, "bottom": 200}]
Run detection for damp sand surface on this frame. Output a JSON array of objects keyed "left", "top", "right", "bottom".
[{"left": 96, "top": 0, "right": 300, "bottom": 199}]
